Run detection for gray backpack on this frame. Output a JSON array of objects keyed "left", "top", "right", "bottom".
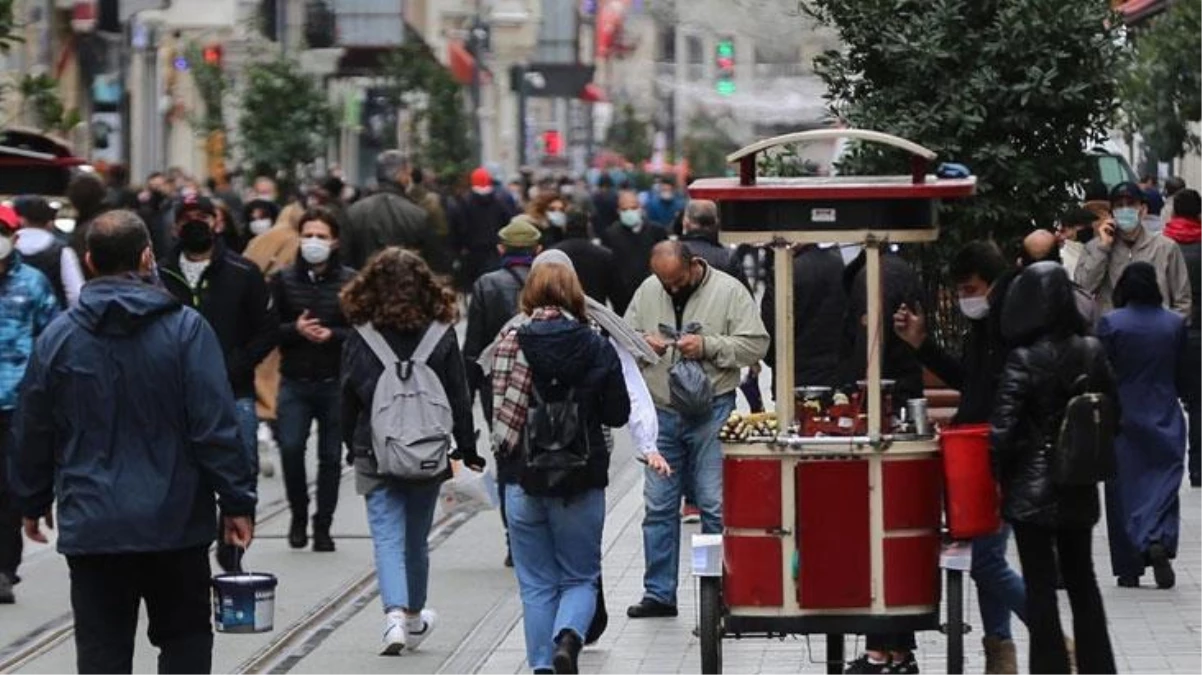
[{"left": 354, "top": 322, "right": 454, "bottom": 480}]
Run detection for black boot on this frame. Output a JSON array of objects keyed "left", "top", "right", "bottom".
[
  {"left": 552, "top": 629, "right": 582, "bottom": 674},
  {"left": 288, "top": 515, "right": 307, "bottom": 550},
  {"left": 312, "top": 520, "right": 335, "bottom": 552}
]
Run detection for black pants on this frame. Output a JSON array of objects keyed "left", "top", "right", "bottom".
[
  {"left": 0, "top": 412, "right": 22, "bottom": 582},
  {"left": 1185, "top": 331, "right": 1201, "bottom": 482},
  {"left": 68, "top": 546, "right": 214, "bottom": 674},
  {"left": 1011, "top": 522, "right": 1116, "bottom": 674},
  {"left": 277, "top": 378, "right": 342, "bottom": 528}
]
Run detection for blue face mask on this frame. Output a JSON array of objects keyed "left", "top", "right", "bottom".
[
  {"left": 619, "top": 209, "right": 642, "bottom": 228},
  {"left": 1114, "top": 207, "right": 1141, "bottom": 233}
]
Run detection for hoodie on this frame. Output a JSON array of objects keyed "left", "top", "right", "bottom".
[
  {"left": 15, "top": 227, "right": 86, "bottom": 307},
  {"left": 10, "top": 277, "right": 257, "bottom": 554}
]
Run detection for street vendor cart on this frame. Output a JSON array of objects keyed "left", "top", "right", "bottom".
[{"left": 687, "top": 129, "right": 978, "bottom": 674}]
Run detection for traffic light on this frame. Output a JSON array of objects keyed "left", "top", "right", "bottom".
[
  {"left": 542, "top": 130, "right": 563, "bottom": 156},
  {"left": 202, "top": 44, "right": 223, "bottom": 66},
  {"left": 715, "top": 37, "right": 735, "bottom": 96}
]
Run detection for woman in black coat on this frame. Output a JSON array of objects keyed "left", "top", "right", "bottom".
[{"left": 990, "top": 262, "right": 1118, "bottom": 674}]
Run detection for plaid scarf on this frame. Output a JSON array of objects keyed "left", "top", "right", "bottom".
[{"left": 490, "top": 306, "right": 565, "bottom": 456}]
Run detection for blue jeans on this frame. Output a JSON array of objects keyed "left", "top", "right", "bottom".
[
  {"left": 234, "top": 397, "right": 259, "bottom": 476},
  {"left": 507, "top": 485, "right": 604, "bottom": 671},
  {"left": 365, "top": 481, "right": 441, "bottom": 613},
  {"left": 642, "top": 393, "right": 735, "bottom": 605},
  {"left": 277, "top": 379, "right": 342, "bottom": 527},
  {"left": 973, "top": 523, "right": 1028, "bottom": 640}
]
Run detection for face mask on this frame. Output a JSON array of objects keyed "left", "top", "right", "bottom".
[
  {"left": 660, "top": 190, "right": 674, "bottom": 201},
  {"left": 249, "top": 218, "right": 272, "bottom": 236},
  {"left": 958, "top": 295, "right": 990, "bottom": 320},
  {"left": 548, "top": 211, "right": 566, "bottom": 227},
  {"left": 300, "top": 237, "right": 333, "bottom": 264},
  {"left": 1114, "top": 207, "right": 1141, "bottom": 233},
  {"left": 620, "top": 209, "right": 642, "bottom": 228},
  {"left": 179, "top": 219, "right": 215, "bottom": 254},
  {"left": 0, "top": 235, "right": 12, "bottom": 261},
  {"left": 472, "top": 186, "right": 493, "bottom": 196}
]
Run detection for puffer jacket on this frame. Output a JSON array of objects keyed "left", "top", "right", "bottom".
[
  {"left": 0, "top": 256, "right": 59, "bottom": 411},
  {"left": 343, "top": 183, "right": 432, "bottom": 269},
  {"left": 10, "top": 277, "right": 256, "bottom": 554},
  {"left": 512, "top": 316, "right": 630, "bottom": 497},
  {"left": 990, "top": 264, "right": 1119, "bottom": 529},
  {"left": 270, "top": 256, "right": 356, "bottom": 381}
]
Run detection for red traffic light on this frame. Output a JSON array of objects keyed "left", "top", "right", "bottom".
[
  {"left": 542, "top": 130, "right": 563, "bottom": 156},
  {"left": 202, "top": 44, "right": 223, "bottom": 65}
]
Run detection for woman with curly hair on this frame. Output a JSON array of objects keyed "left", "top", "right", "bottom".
[{"left": 340, "top": 248, "right": 484, "bottom": 656}]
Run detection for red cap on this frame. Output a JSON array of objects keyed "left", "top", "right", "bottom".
[
  {"left": 470, "top": 167, "right": 492, "bottom": 189},
  {"left": 0, "top": 204, "right": 19, "bottom": 232}
]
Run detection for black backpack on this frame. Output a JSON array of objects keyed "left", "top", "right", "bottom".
[
  {"left": 522, "top": 380, "right": 590, "bottom": 495},
  {"left": 1053, "top": 372, "right": 1118, "bottom": 486}
]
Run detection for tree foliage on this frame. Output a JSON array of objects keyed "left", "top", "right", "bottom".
[
  {"left": 605, "top": 103, "right": 652, "bottom": 164},
  {"left": 188, "top": 43, "right": 229, "bottom": 137},
  {"left": 379, "top": 42, "right": 472, "bottom": 181},
  {"left": 18, "top": 74, "right": 80, "bottom": 134},
  {"left": 682, "top": 111, "right": 739, "bottom": 178},
  {"left": 1118, "top": 1, "right": 1201, "bottom": 163},
  {"left": 237, "top": 56, "right": 335, "bottom": 183},
  {"left": 807, "top": 0, "right": 1124, "bottom": 258}
]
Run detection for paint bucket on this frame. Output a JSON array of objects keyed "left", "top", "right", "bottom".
[{"left": 212, "top": 549, "right": 277, "bottom": 634}]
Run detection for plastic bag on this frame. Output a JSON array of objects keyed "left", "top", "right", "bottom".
[
  {"left": 660, "top": 322, "right": 713, "bottom": 419},
  {"left": 440, "top": 462, "right": 499, "bottom": 515}
]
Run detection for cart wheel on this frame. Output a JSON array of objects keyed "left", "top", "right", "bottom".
[
  {"left": 699, "top": 576, "right": 723, "bottom": 674},
  {"left": 946, "top": 568, "right": 965, "bottom": 675}
]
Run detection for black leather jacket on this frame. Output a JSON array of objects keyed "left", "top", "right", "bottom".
[{"left": 464, "top": 263, "right": 529, "bottom": 366}]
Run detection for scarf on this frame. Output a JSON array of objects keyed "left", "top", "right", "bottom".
[
  {"left": 491, "top": 306, "right": 564, "bottom": 456},
  {"left": 1164, "top": 216, "right": 1201, "bottom": 245}
]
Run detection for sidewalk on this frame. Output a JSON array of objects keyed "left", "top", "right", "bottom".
[{"left": 478, "top": 476, "right": 1202, "bottom": 674}]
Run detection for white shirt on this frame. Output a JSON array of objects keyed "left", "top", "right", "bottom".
[
  {"left": 179, "top": 254, "right": 211, "bottom": 289},
  {"left": 614, "top": 338, "right": 659, "bottom": 455},
  {"left": 14, "top": 227, "right": 86, "bottom": 306}
]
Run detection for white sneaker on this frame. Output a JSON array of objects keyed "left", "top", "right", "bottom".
[
  {"left": 405, "top": 609, "right": 437, "bottom": 651},
  {"left": 379, "top": 611, "right": 406, "bottom": 656}
]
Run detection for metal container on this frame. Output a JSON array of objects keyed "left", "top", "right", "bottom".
[{"left": 907, "top": 398, "right": 931, "bottom": 436}]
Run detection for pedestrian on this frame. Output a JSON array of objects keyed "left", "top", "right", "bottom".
[
  {"left": 462, "top": 215, "right": 543, "bottom": 566},
  {"left": 644, "top": 176, "right": 685, "bottom": 229},
  {"left": 591, "top": 174, "right": 619, "bottom": 233},
  {"left": 600, "top": 190, "right": 667, "bottom": 317},
  {"left": 1160, "top": 176, "right": 1187, "bottom": 222},
  {"left": 1140, "top": 173, "right": 1166, "bottom": 216},
  {"left": 489, "top": 259, "right": 630, "bottom": 674},
  {"left": 0, "top": 205, "right": 59, "bottom": 604},
  {"left": 449, "top": 167, "right": 516, "bottom": 293},
  {"left": 270, "top": 207, "right": 355, "bottom": 553},
  {"left": 213, "top": 198, "right": 247, "bottom": 254},
  {"left": 1021, "top": 229, "right": 1099, "bottom": 328},
  {"left": 761, "top": 244, "right": 846, "bottom": 390},
  {"left": 1098, "top": 262, "right": 1188, "bottom": 589},
  {"left": 67, "top": 172, "right": 110, "bottom": 265},
  {"left": 137, "top": 171, "right": 177, "bottom": 260},
  {"left": 1074, "top": 181, "right": 1191, "bottom": 317},
  {"left": 890, "top": 241, "right": 1027, "bottom": 674},
  {"left": 340, "top": 248, "right": 484, "bottom": 655},
  {"left": 842, "top": 248, "right": 926, "bottom": 404},
  {"left": 157, "top": 193, "right": 277, "bottom": 570},
  {"left": 244, "top": 198, "right": 282, "bottom": 241},
  {"left": 991, "top": 262, "right": 1117, "bottom": 675},
  {"left": 624, "top": 241, "right": 769, "bottom": 619},
  {"left": 526, "top": 192, "right": 568, "bottom": 248},
  {"left": 1055, "top": 206, "right": 1098, "bottom": 280},
  {"left": 409, "top": 167, "right": 454, "bottom": 276},
  {"left": 551, "top": 210, "right": 615, "bottom": 306},
  {"left": 1162, "top": 188, "right": 1201, "bottom": 487},
  {"left": 9, "top": 210, "right": 256, "bottom": 672},
  {"left": 343, "top": 151, "right": 433, "bottom": 269},
  {"left": 13, "top": 196, "right": 85, "bottom": 307},
  {"left": 678, "top": 200, "right": 749, "bottom": 288}
]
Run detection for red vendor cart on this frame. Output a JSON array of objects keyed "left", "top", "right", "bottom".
[{"left": 687, "top": 129, "right": 978, "bottom": 675}]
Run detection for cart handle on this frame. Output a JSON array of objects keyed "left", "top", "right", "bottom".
[{"left": 725, "top": 128, "right": 938, "bottom": 187}]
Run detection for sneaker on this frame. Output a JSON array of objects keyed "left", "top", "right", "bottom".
[
  {"left": 845, "top": 654, "right": 891, "bottom": 674},
  {"left": 1148, "top": 542, "right": 1175, "bottom": 589},
  {"left": 0, "top": 573, "right": 14, "bottom": 604},
  {"left": 681, "top": 504, "right": 701, "bottom": 523},
  {"left": 405, "top": 609, "right": 437, "bottom": 651},
  {"left": 379, "top": 611, "right": 406, "bottom": 655}
]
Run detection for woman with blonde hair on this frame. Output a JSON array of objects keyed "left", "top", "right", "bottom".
[
  {"left": 341, "top": 248, "right": 483, "bottom": 655},
  {"left": 490, "top": 260, "right": 629, "bottom": 673}
]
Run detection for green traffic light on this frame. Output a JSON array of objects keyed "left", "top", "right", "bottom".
[
  {"left": 717, "top": 80, "right": 736, "bottom": 95},
  {"left": 717, "top": 41, "right": 734, "bottom": 58}
]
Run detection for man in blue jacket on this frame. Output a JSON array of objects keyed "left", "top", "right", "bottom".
[
  {"left": 0, "top": 204, "right": 59, "bottom": 604},
  {"left": 10, "top": 210, "right": 257, "bottom": 674}
]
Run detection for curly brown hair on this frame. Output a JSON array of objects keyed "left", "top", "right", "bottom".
[{"left": 340, "top": 248, "right": 458, "bottom": 331}]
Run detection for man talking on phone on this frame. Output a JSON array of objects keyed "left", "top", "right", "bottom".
[{"left": 1075, "top": 182, "right": 1191, "bottom": 318}]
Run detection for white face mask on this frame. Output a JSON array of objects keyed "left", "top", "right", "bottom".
[
  {"left": 249, "top": 218, "right": 272, "bottom": 236},
  {"left": 0, "top": 235, "right": 12, "bottom": 260},
  {"left": 472, "top": 186, "right": 493, "bottom": 196},
  {"left": 548, "top": 211, "right": 566, "bottom": 227},
  {"left": 300, "top": 237, "right": 332, "bottom": 265},
  {"left": 620, "top": 209, "right": 642, "bottom": 228},
  {"left": 958, "top": 295, "right": 990, "bottom": 320}
]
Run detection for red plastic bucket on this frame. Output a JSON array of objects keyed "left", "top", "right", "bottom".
[{"left": 940, "top": 424, "right": 1001, "bottom": 539}]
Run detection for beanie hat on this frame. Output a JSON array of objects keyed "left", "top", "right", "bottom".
[
  {"left": 471, "top": 167, "right": 492, "bottom": 189},
  {"left": 498, "top": 215, "right": 542, "bottom": 248}
]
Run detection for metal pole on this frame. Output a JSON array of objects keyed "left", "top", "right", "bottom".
[
  {"left": 120, "top": 21, "right": 133, "bottom": 170},
  {"left": 517, "top": 65, "right": 528, "bottom": 167}
]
